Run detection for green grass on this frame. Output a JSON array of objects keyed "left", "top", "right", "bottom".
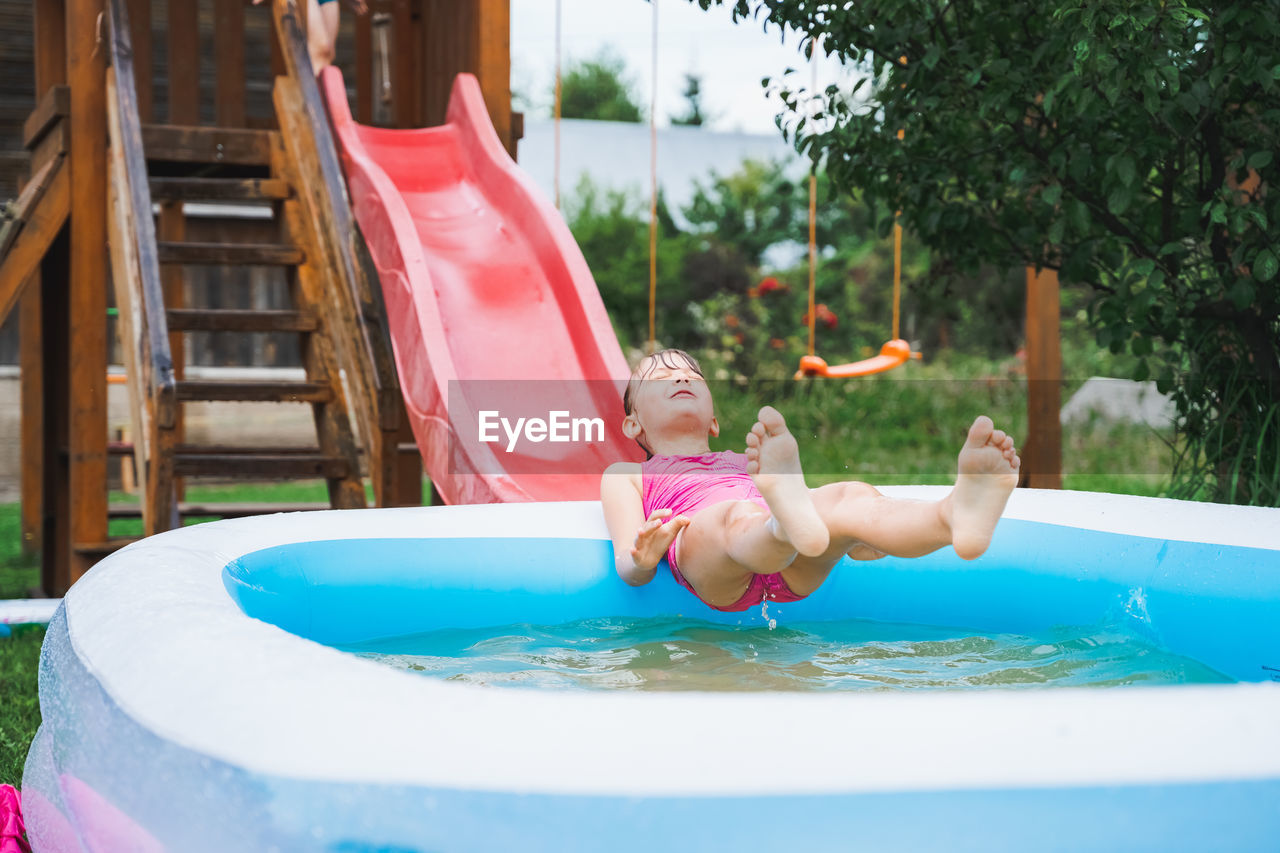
[{"left": 0, "top": 624, "right": 44, "bottom": 787}]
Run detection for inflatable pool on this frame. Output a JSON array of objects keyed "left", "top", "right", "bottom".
[{"left": 22, "top": 488, "right": 1280, "bottom": 851}]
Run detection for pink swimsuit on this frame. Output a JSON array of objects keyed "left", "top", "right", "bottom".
[{"left": 640, "top": 451, "right": 808, "bottom": 612}]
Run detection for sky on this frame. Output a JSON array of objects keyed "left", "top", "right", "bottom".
[{"left": 510, "top": 0, "right": 859, "bottom": 136}]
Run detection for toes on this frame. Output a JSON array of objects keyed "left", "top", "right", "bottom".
[
  {"left": 967, "top": 415, "right": 994, "bottom": 446},
  {"left": 758, "top": 405, "right": 787, "bottom": 436},
  {"left": 746, "top": 431, "right": 760, "bottom": 448},
  {"left": 991, "top": 428, "right": 1007, "bottom": 446}
]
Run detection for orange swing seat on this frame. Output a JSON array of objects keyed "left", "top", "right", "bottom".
[{"left": 795, "top": 338, "right": 921, "bottom": 379}]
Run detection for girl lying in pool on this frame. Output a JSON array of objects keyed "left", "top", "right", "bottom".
[{"left": 600, "top": 349, "right": 1021, "bottom": 612}]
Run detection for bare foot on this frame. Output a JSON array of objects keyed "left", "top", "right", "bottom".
[
  {"left": 745, "top": 406, "right": 830, "bottom": 557},
  {"left": 948, "top": 416, "right": 1020, "bottom": 560}
]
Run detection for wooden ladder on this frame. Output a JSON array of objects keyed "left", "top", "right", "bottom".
[{"left": 101, "top": 0, "right": 410, "bottom": 545}]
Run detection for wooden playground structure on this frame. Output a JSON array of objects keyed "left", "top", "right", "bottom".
[
  {"left": 0, "top": 0, "right": 516, "bottom": 596},
  {"left": 0, "top": 0, "right": 1060, "bottom": 599}
]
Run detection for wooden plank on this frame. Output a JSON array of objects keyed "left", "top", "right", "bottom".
[
  {"left": 19, "top": 281, "right": 44, "bottom": 555},
  {"left": 0, "top": 155, "right": 69, "bottom": 327},
  {"left": 215, "top": 0, "right": 247, "bottom": 127},
  {"left": 392, "top": 0, "right": 416, "bottom": 127},
  {"left": 1022, "top": 266, "right": 1063, "bottom": 489},
  {"left": 175, "top": 379, "right": 334, "bottom": 403},
  {"left": 40, "top": 228, "right": 71, "bottom": 593},
  {"left": 26, "top": 0, "right": 69, "bottom": 561},
  {"left": 109, "top": 501, "right": 331, "bottom": 518},
  {"left": 167, "top": 0, "right": 200, "bottom": 124},
  {"left": 158, "top": 241, "right": 304, "bottom": 266},
  {"left": 141, "top": 124, "right": 276, "bottom": 166},
  {"left": 0, "top": 155, "right": 63, "bottom": 281},
  {"left": 354, "top": 8, "right": 373, "bottom": 124},
  {"left": 174, "top": 453, "right": 352, "bottom": 479},
  {"left": 276, "top": 140, "right": 367, "bottom": 509},
  {"left": 22, "top": 85, "right": 70, "bottom": 150},
  {"left": 474, "top": 0, "right": 512, "bottom": 155},
  {"left": 157, "top": 202, "right": 186, "bottom": 505},
  {"left": 28, "top": 119, "right": 70, "bottom": 177},
  {"left": 149, "top": 176, "right": 292, "bottom": 201},
  {"left": 272, "top": 70, "right": 398, "bottom": 505},
  {"left": 166, "top": 307, "right": 317, "bottom": 332},
  {"left": 108, "top": 68, "right": 160, "bottom": 535},
  {"left": 72, "top": 538, "right": 141, "bottom": 558},
  {"left": 34, "top": 0, "right": 67, "bottom": 92},
  {"left": 106, "top": 0, "right": 181, "bottom": 535},
  {"left": 126, "top": 0, "right": 152, "bottom": 120},
  {"left": 67, "top": 0, "right": 111, "bottom": 585}
]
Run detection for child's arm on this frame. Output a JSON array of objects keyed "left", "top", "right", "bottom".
[{"left": 601, "top": 462, "right": 689, "bottom": 586}]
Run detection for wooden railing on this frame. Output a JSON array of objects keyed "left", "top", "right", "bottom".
[
  {"left": 104, "top": 0, "right": 179, "bottom": 533},
  {"left": 270, "top": 0, "right": 405, "bottom": 505}
]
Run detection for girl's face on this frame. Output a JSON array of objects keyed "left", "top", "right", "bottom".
[{"left": 623, "top": 354, "right": 719, "bottom": 452}]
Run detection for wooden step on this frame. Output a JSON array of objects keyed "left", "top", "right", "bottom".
[
  {"left": 158, "top": 241, "right": 304, "bottom": 267},
  {"left": 109, "top": 502, "right": 331, "bottom": 519},
  {"left": 175, "top": 379, "right": 333, "bottom": 403},
  {"left": 166, "top": 308, "right": 318, "bottom": 333},
  {"left": 173, "top": 452, "right": 352, "bottom": 479},
  {"left": 142, "top": 124, "right": 275, "bottom": 167},
  {"left": 149, "top": 176, "right": 292, "bottom": 202},
  {"left": 74, "top": 537, "right": 141, "bottom": 558}
]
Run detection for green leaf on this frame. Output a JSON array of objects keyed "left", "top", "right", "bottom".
[
  {"left": 1247, "top": 151, "right": 1273, "bottom": 170},
  {"left": 1041, "top": 184, "right": 1063, "bottom": 207},
  {"left": 1132, "top": 258, "right": 1155, "bottom": 277},
  {"left": 1254, "top": 248, "right": 1279, "bottom": 282},
  {"left": 1048, "top": 216, "right": 1066, "bottom": 245},
  {"left": 1107, "top": 185, "right": 1134, "bottom": 215},
  {"left": 1133, "top": 359, "right": 1151, "bottom": 382},
  {"left": 1230, "top": 278, "right": 1255, "bottom": 310},
  {"left": 1114, "top": 154, "right": 1136, "bottom": 187}
]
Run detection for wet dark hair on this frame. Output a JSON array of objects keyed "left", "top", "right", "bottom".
[
  {"left": 622, "top": 348, "right": 704, "bottom": 458},
  {"left": 623, "top": 348, "right": 704, "bottom": 415}
]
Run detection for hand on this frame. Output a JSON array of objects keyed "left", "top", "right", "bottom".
[{"left": 629, "top": 509, "right": 691, "bottom": 573}]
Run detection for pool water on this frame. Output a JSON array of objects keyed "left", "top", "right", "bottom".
[{"left": 341, "top": 616, "right": 1233, "bottom": 692}]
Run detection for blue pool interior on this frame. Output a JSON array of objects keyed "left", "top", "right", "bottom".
[{"left": 224, "top": 518, "right": 1280, "bottom": 684}]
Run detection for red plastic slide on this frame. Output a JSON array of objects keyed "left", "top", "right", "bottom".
[{"left": 321, "top": 69, "right": 643, "bottom": 504}]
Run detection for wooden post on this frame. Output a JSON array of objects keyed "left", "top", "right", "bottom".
[
  {"left": 355, "top": 9, "right": 373, "bottom": 124},
  {"left": 168, "top": 0, "right": 200, "bottom": 124},
  {"left": 1023, "top": 265, "right": 1063, "bottom": 489},
  {"left": 22, "top": 0, "right": 68, "bottom": 559},
  {"left": 214, "top": 0, "right": 247, "bottom": 127},
  {"left": 473, "top": 0, "right": 511, "bottom": 154},
  {"left": 65, "top": 0, "right": 110, "bottom": 586}
]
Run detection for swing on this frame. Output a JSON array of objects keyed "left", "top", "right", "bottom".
[{"left": 795, "top": 52, "right": 920, "bottom": 379}]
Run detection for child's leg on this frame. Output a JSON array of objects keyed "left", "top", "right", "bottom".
[
  {"left": 780, "top": 416, "right": 1020, "bottom": 595},
  {"left": 307, "top": 0, "right": 341, "bottom": 70},
  {"left": 672, "top": 500, "right": 807, "bottom": 608}
]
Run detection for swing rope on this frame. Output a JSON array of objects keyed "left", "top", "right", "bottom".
[
  {"left": 647, "top": 0, "right": 659, "bottom": 354},
  {"left": 553, "top": 0, "right": 562, "bottom": 209},
  {"left": 806, "top": 37, "right": 818, "bottom": 360}
]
